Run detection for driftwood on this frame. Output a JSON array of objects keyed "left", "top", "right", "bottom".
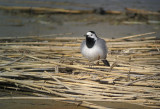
[
  {"left": 0, "top": 6, "right": 91, "bottom": 14},
  {"left": 1, "top": 5, "right": 159, "bottom": 17},
  {"left": 105, "top": 10, "right": 122, "bottom": 15},
  {"left": 0, "top": 5, "right": 159, "bottom": 17},
  {"left": 0, "top": 32, "right": 160, "bottom": 108},
  {"left": 0, "top": 5, "right": 122, "bottom": 15},
  {"left": 125, "top": 8, "right": 160, "bottom": 16}
]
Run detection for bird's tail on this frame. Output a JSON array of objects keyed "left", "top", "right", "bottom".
[{"left": 102, "top": 60, "right": 110, "bottom": 66}]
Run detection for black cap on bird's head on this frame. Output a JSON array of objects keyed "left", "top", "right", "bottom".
[
  {"left": 85, "top": 31, "right": 97, "bottom": 48},
  {"left": 88, "top": 31, "right": 96, "bottom": 34}
]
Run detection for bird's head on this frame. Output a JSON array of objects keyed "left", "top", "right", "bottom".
[
  {"left": 84, "top": 31, "right": 98, "bottom": 48},
  {"left": 84, "top": 31, "right": 98, "bottom": 41}
]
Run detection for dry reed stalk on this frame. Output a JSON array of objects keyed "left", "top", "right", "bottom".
[
  {"left": 0, "top": 97, "right": 157, "bottom": 103},
  {"left": 0, "top": 56, "right": 24, "bottom": 67},
  {"left": 125, "top": 8, "right": 160, "bottom": 15},
  {"left": 112, "top": 32, "right": 156, "bottom": 41},
  {"left": 44, "top": 71, "right": 72, "bottom": 90},
  {"left": 124, "top": 72, "right": 160, "bottom": 86},
  {"left": 48, "top": 75, "right": 157, "bottom": 93},
  {"left": 24, "top": 54, "right": 133, "bottom": 78},
  {"left": 0, "top": 32, "right": 160, "bottom": 108},
  {"left": 0, "top": 77, "right": 71, "bottom": 98},
  {"left": 0, "top": 6, "right": 86, "bottom": 14}
]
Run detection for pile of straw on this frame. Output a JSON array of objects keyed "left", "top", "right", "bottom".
[{"left": 0, "top": 32, "right": 159, "bottom": 108}]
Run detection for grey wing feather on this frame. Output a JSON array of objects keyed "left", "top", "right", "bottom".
[{"left": 97, "top": 38, "right": 108, "bottom": 53}]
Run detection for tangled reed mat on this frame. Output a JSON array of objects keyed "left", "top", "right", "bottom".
[{"left": 0, "top": 32, "right": 159, "bottom": 109}]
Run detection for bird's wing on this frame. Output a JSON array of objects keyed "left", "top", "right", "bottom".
[{"left": 97, "top": 38, "right": 107, "bottom": 53}]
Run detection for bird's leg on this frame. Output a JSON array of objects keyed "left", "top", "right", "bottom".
[
  {"left": 96, "top": 56, "right": 100, "bottom": 65},
  {"left": 96, "top": 61, "right": 99, "bottom": 65},
  {"left": 89, "top": 61, "right": 92, "bottom": 67},
  {"left": 89, "top": 61, "right": 94, "bottom": 68}
]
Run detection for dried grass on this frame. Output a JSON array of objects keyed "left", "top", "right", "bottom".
[{"left": 0, "top": 32, "right": 159, "bottom": 108}]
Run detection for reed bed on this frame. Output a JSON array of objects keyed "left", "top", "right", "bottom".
[{"left": 0, "top": 32, "right": 160, "bottom": 109}]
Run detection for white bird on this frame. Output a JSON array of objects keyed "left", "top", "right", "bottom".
[{"left": 80, "top": 31, "right": 110, "bottom": 66}]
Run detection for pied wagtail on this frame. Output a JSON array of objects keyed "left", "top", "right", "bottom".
[{"left": 80, "top": 31, "right": 110, "bottom": 66}]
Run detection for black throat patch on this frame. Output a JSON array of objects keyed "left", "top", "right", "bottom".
[{"left": 86, "top": 36, "right": 95, "bottom": 48}]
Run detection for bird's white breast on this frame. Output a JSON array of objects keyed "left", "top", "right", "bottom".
[{"left": 81, "top": 44, "right": 105, "bottom": 61}]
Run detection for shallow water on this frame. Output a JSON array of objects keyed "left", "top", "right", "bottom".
[
  {"left": 0, "top": 0, "right": 160, "bottom": 38},
  {"left": 0, "top": 99, "right": 153, "bottom": 109},
  {"left": 0, "top": 11, "right": 159, "bottom": 38},
  {"left": 0, "top": 99, "right": 87, "bottom": 109}
]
